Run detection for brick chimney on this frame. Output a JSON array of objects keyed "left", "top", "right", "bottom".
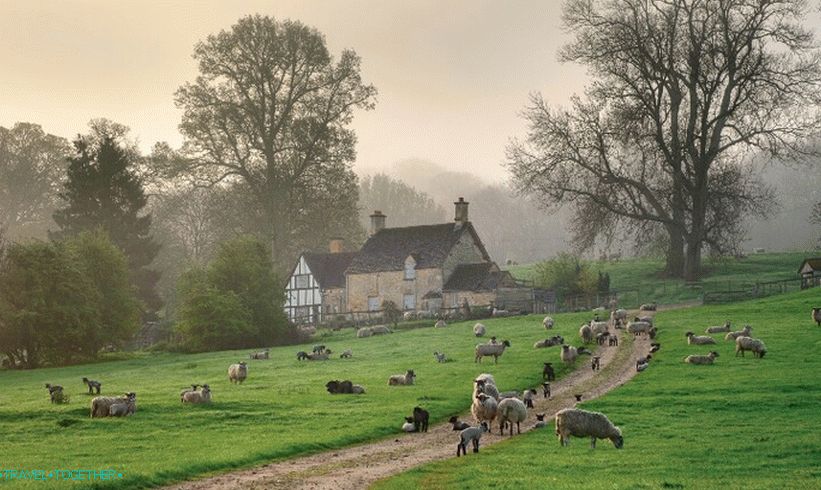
[
  {"left": 454, "top": 197, "right": 469, "bottom": 229},
  {"left": 369, "top": 210, "right": 386, "bottom": 236},
  {"left": 329, "top": 238, "right": 345, "bottom": 254}
]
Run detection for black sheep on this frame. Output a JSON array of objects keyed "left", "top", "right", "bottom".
[
  {"left": 82, "top": 377, "right": 101, "bottom": 394},
  {"left": 413, "top": 406, "right": 429, "bottom": 432},
  {"left": 542, "top": 362, "right": 555, "bottom": 381},
  {"left": 449, "top": 416, "right": 470, "bottom": 431}
]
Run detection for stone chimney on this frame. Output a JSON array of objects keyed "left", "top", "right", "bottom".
[
  {"left": 369, "top": 210, "right": 386, "bottom": 236},
  {"left": 329, "top": 238, "right": 345, "bottom": 254},
  {"left": 454, "top": 197, "right": 469, "bottom": 229}
]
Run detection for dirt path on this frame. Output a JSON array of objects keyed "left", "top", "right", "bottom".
[{"left": 166, "top": 325, "right": 650, "bottom": 490}]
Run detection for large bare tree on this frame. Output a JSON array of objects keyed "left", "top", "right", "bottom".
[
  {"left": 508, "top": 0, "right": 821, "bottom": 279},
  {"left": 174, "top": 15, "right": 376, "bottom": 270}
]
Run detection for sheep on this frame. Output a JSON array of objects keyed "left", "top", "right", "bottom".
[
  {"left": 413, "top": 406, "right": 429, "bottom": 432},
  {"left": 636, "top": 362, "right": 649, "bottom": 372},
  {"left": 474, "top": 340, "right": 510, "bottom": 363},
  {"left": 640, "top": 303, "right": 657, "bottom": 311},
  {"left": 498, "top": 390, "right": 521, "bottom": 399},
  {"left": 497, "top": 397, "right": 528, "bottom": 435},
  {"left": 249, "top": 350, "right": 269, "bottom": 360},
  {"left": 449, "top": 416, "right": 471, "bottom": 431},
  {"left": 340, "top": 349, "right": 353, "bottom": 359},
  {"left": 228, "top": 362, "right": 248, "bottom": 384},
  {"left": 608, "top": 335, "right": 619, "bottom": 346},
  {"left": 813, "top": 308, "right": 821, "bottom": 327},
  {"left": 370, "top": 325, "right": 393, "bottom": 335},
  {"left": 650, "top": 342, "right": 661, "bottom": 353},
  {"left": 725, "top": 325, "right": 753, "bottom": 341},
  {"left": 475, "top": 373, "right": 496, "bottom": 386},
  {"left": 684, "top": 351, "right": 720, "bottom": 365},
  {"left": 555, "top": 408, "right": 623, "bottom": 449},
  {"left": 543, "top": 316, "right": 555, "bottom": 330},
  {"left": 591, "top": 356, "right": 601, "bottom": 371},
  {"left": 735, "top": 337, "right": 767, "bottom": 358},
  {"left": 433, "top": 351, "right": 448, "bottom": 363},
  {"left": 388, "top": 370, "right": 416, "bottom": 386},
  {"left": 45, "top": 384, "right": 66, "bottom": 404},
  {"left": 560, "top": 345, "right": 590, "bottom": 364},
  {"left": 357, "top": 327, "right": 373, "bottom": 338},
  {"left": 182, "top": 385, "right": 212, "bottom": 404},
  {"left": 108, "top": 393, "right": 137, "bottom": 417},
  {"left": 522, "top": 388, "right": 535, "bottom": 408},
  {"left": 611, "top": 308, "right": 628, "bottom": 325},
  {"left": 627, "top": 321, "right": 652, "bottom": 337},
  {"left": 474, "top": 378, "right": 500, "bottom": 401},
  {"left": 542, "top": 382, "right": 551, "bottom": 399},
  {"left": 456, "top": 422, "right": 489, "bottom": 456},
  {"left": 471, "top": 391, "right": 498, "bottom": 429},
  {"left": 596, "top": 331, "right": 610, "bottom": 346},
  {"left": 590, "top": 321, "right": 609, "bottom": 336},
  {"left": 534, "top": 413, "right": 547, "bottom": 428},
  {"left": 434, "top": 320, "right": 447, "bottom": 328},
  {"left": 706, "top": 320, "right": 732, "bottom": 334},
  {"left": 686, "top": 331, "right": 716, "bottom": 345},
  {"left": 636, "top": 316, "right": 654, "bottom": 325},
  {"left": 543, "top": 362, "right": 556, "bottom": 381},
  {"left": 637, "top": 354, "right": 652, "bottom": 365},
  {"left": 402, "top": 416, "right": 416, "bottom": 432},
  {"left": 180, "top": 384, "right": 200, "bottom": 397},
  {"left": 648, "top": 326, "right": 658, "bottom": 339},
  {"left": 473, "top": 323, "right": 486, "bottom": 337},
  {"left": 534, "top": 335, "right": 564, "bottom": 348},
  {"left": 296, "top": 351, "right": 310, "bottom": 361},
  {"left": 82, "top": 377, "right": 101, "bottom": 395},
  {"left": 90, "top": 392, "right": 135, "bottom": 418},
  {"left": 312, "top": 344, "right": 327, "bottom": 354},
  {"left": 307, "top": 352, "right": 330, "bottom": 361},
  {"left": 579, "top": 323, "right": 593, "bottom": 344}
]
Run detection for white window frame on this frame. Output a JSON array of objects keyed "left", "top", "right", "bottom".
[
  {"left": 403, "top": 293, "right": 416, "bottom": 311},
  {"left": 368, "top": 296, "right": 380, "bottom": 312}
]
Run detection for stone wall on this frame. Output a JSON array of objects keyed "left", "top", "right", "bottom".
[
  {"left": 442, "top": 231, "right": 487, "bottom": 283},
  {"left": 346, "top": 268, "right": 443, "bottom": 312},
  {"left": 322, "top": 287, "right": 346, "bottom": 316},
  {"left": 443, "top": 291, "right": 497, "bottom": 309}
]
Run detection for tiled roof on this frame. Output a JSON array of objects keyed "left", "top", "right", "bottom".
[
  {"left": 443, "top": 263, "right": 518, "bottom": 292},
  {"left": 302, "top": 252, "right": 358, "bottom": 289}
]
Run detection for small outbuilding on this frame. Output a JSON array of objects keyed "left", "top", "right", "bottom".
[{"left": 798, "top": 257, "right": 821, "bottom": 289}]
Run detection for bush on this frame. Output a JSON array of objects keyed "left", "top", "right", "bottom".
[{"left": 534, "top": 253, "right": 602, "bottom": 302}]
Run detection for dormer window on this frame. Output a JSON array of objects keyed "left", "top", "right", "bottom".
[{"left": 404, "top": 255, "right": 416, "bottom": 280}]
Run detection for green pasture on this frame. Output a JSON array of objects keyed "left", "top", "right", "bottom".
[
  {"left": 0, "top": 312, "right": 591, "bottom": 488},
  {"left": 375, "top": 288, "right": 821, "bottom": 489}
]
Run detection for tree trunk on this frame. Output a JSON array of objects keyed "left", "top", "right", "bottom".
[{"left": 664, "top": 225, "right": 685, "bottom": 278}]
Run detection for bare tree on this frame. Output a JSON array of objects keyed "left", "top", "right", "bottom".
[
  {"left": 508, "top": 0, "right": 821, "bottom": 279},
  {"left": 174, "top": 15, "right": 376, "bottom": 270}
]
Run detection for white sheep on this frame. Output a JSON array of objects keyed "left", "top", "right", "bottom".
[
  {"left": 402, "top": 417, "right": 417, "bottom": 432},
  {"left": 705, "top": 320, "right": 732, "bottom": 334},
  {"left": 611, "top": 308, "right": 628, "bottom": 324},
  {"left": 108, "top": 393, "right": 137, "bottom": 417},
  {"left": 627, "top": 321, "right": 652, "bottom": 337},
  {"left": 473, "top": 323, "right": 486, "bottom": 337},
  {"left": 435, "top": 319, "right": 447, "bottom": 328},
  {"left": 579, "top": 323, "right": 593, "bottom": 344},
  {"left": 356, "top": 327, "right": 373, "bottom": 338},
  {"left": 456, "top": 422, "right": 489, "bottom": 456},
  {"left": 182, "top": 385, "right": 212, "bottom": 404},
  {"left": 725, "top": 325, "right": 753, "bottom": 341},
  {"left": 543, "top": 316, "right": 554, "bottom": 330},
  {"left": 474, "top": 340, "right": 511, "bottom": 363},
  {"left": 735, "top": 337, "right": 767, "bottom": 358},
  {"left": 684, "top": 351, "right": 720, "bottom": 365},
  {"left": 90, "top": 392, "right": 135, "bottom": 418},
  {"left": 497, "top": 397, "right": 528, "bottom": 436},
  {"left": 249, "top": 350, "right": 269, "bottom": 360},
  {"left": 561, "top": 345, "right": 579, "bottom": 365},
  {"left": 555, "top": 408, "right": 623, "bottom": 449},
  {"left": 473, "top": 377, "right": 500, "bottom": 401},
  {"left": 370, "top": 325, "right": 392, "bottom": 335},
  {"left": 475, "top": 373, "right": 496, "bottom": 386},
  {"left": 590, "top": 321, "right": 609, "bottom": 336},
  {"left": 388, "top": 370, "right": 416, "bottom": 386},
  {"left": 307, "top": 352, "right": 330, "bottom": 361},
  {"left": 686, "top": 331, "right": 716, "bottom": 345},
  {"left": 228, "top": 362, "right": 248, "bottom": 384},
  {"left": 471, "top": 393, "right": 498, "bottom": 430}
]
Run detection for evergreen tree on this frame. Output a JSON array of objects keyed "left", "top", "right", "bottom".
[{"left": 52, "top": 134, "right": 161, "bottom": 314}]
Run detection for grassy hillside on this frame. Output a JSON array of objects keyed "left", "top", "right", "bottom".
[
  {"left": 0, "top": 312, "right": 591, "bottom": 489},
  {"left": 507, "top": 250, "right": 812, "bottom": 306},
  {"left": 374, "top": 288, "right": 821, "bottom": 489}
]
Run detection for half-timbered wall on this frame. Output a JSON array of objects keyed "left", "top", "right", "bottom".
[{"left": 284, "top": 255, "right": 323, "bottom": 323}]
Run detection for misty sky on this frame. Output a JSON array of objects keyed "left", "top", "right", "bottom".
[{"left": 0, "top": 0, "right": 589, "bottom": 182}]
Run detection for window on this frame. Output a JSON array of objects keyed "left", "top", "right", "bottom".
[
  {"left": 403, "top": 294, "right": 416, "bottom": 311},
  {"left": 404, "top": 256, "right": 416, "bottom": 280},
  {"left": 368, "top": 296, "right": 380, "bottom": 312},
  {"left": 295, "top": 275, "right": 310, "bottom": 289}
]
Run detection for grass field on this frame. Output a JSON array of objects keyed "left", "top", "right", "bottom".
[
  {"left": 374, "top": 288, "right": 821, "bottom": 489},
  {"left": 0, "top": 312, "right": 594, "bottom": 489},
  {"left": 506, "top": 251, "right": 814, "bottom": 306}
]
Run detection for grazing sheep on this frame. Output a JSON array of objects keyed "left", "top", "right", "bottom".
[
  {"left": 608, "top": 335, "right": 619, "bottom": 346},
  {"left": 591, "top": 356, "right": 601, "bottom": 371},
  {"left": 534, "top": 413, "right": 547, "bottom": 428},
  {"left": 402, "top": 416, "right": 416, "bottom": 432},
  {"left": 325, "top": 380, "right": 366, "bottom": 394},
  {"left": 449, "top": 416, "right": 471, "bottom": 431},
  {"left": 543, "top": 316, "right": 554, "bottom": 330},
  {"left": 475, "top": 340, "right": 511, "bottom": 363},
  {"left": 296, "top": 351, "right": 309, "bottom": 361},
  {"left": 650, "top": 342, "right": 661, "bottom": 353},
  {"left": 471, "top": 392, "right": 498, "bottom": 430},
  {"left": 307, "top": 351, "right": 330, "bottom": 361},
  {"left": 497, "top": 397, "right": 528, "bottom": 435},
  {"left": 228, "top": 362, "right": 248, "bottom": 384},
  {"left": 706, "top": 320, "right": 732, "bottom": 334},
  {"left": 473, "top": 378, "right": 500, "bottom": 401},
  {"left": 636, "top": 362, "right": 649, "bottom": 372},
  {"left": 45, "top": 383, "right": 66, "bottom": 403},
  {"left": 433, "top": 351, "right": 448, "bottom": 363},
  {"left": 611, "top": 309, "right": 628, "bottom": 325},
  {"left": 340, "top": 349, "right": 353, "bottom": 359},
  {"left": 434, "top": 320, "right": 447, "bottom": 328},
  {"left": 473, "top": 323, "right": 486, "bottom": 337},
  {"left": 523, "top": 389, "right": 535, "bottom": 408},
  {"left": 534, "top": 335, "right": 564, "bottom": 349},
  {"left": 579, "top": 323, "right": 593, "bottom": 344},
  {"left": 637, "top": 354, "right": 652, "bottom": 366},
  {"left": 82, "top": 377, "right": 101, "bottom": 395},
  {"left": 725, "top": 325, "right": 753, "bottom": 341},
  {"left": 735, "top": 337, "right": 767, "bottom": 358},
  {"left": 413, "top": 406, "right": 430, "bottom": 432},
  {"left": 542, "top": 382, "right": 551, "bottom": 399},
  {"left": 370, "top": 325, "right": 393, "bottom": 335},
  {"left": 813, "top": 308, "right": 821, "bottom": 327},
  {"left": 555, "top": 408, "right": 623, "bottom": 449},
  {"left": 627, "top": 321, "right": 652, "bottom": 337},
  {"left": 249, "top": 350, "right": 269, "bottom": 360},
  {"left": 590, "top": 321, "right": 609, "bottom": 336},
  {"left": 640, "top": 303, "right": 657, "bottom": 311},
  {"left": 182, "top": 385, "right": 212, "bottom": 404},
  {"left": 388, "top": 370, "right": 416, "bottom": 386},
  {"left": 357, "top": 327, "right": 373, "bottom": 338},
  {"left": 686, "top": 331, "right": 716, "bottom": 345},
  {"left": 108, "top": 393, "right": 137, "bottom": 417},
  {"left": 456, "top": 422, "right": 489, "bottom": 456},
  {"left": 684, "top": 351, "right": 720, "bottom": 365},
  {"left": 90, "top": 392, "right": 135, "bottom": 418},
  {"left": 561, "top": 345, "right": 590, "bottom": 364},
  {"left": 543, "top": 362, "right": 556, "bottom": 381}
]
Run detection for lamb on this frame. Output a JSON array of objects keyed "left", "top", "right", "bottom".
[
  {"left": 296, "top": 351, "right": 310, "bottom": 361},
  {"left": 591, "top": 356, "right": 601, "bottom": 371},
  {"left": 388, "top": 369, "right": 416, "bottom": 386},
  {"left": 470, "top": 392, "right": 497, "bottom": 431},
  {"left": 182, "top": 385, "right": 212, "bottom": 404},
  {"left": 579, "top": 323, "right": 593, "bottom": 344},
  {"left": 534, "top": 335, "right": 564, "bottom": 348},
  {"left": 543, "top": 362, "right": 556, "bottom": 381},
  {"left": 456, "top": 422, "right": 489, "bottom": 456},
  {"left": 82, "top": 377, "right": 101, "bottom": 395},
  {"left": 627, "top": 321, "right": 652, "bottom": 337},
  {"left": 413, "top": 406, "right": 429, "bottom": 432},
  {"left": 523, "top": 389, "right": 536, "bottom": 408},
  {"left": 325, "top": 380, "right": 366, "bottom": 394},
  {"left": 636, "top": 362, "right": 649, "bottom": 372},
  {"left": 90, "top": 392, "right": 135, "bottom": 418},
  {"left": 608, "top": 335, "right": 619, "bottom": 346},
  {"left": 434, "top": 320, "right": 447, "bottom": 328},
  {"left": 596, "top": 332, "right": 610, "bottom": 346},
  {"left": 45, "top": 384, "right": 66, "bottom": 404},
  {"left": 497, "top": 397, "right": 528, "bottom": 435},
  {"left": 684, "top": 351, "right": 720, "bottom": 365},
  {"left": 249, "top": 350, "right": 269, "bottom": 360},
  {"left": 312, "top": 344, "right": 327, "bottom": 354},
  {"left": 108, "top": 393, "right": 137, "bottom": 417},
  {"left": 449, "top": 416, "right": 471, "bottom": 431},
  {"left": 543, "top": 316, "right": 554, "bottom": 329},
  {"left": 473, "top": 323, "right": 486, "bottom": 337},
  {"left": 474, "top": 340, "right": 511, "bottom": 363},
  {"left": 534, "top": 413, "right": 547, "bottom": 428},
  {"left": 640, "top": 303, "right": 657, "bottom": 311},
  {"left": 725, "top": 325, "right": 753, "bottom": 341},
  {"left": 474, "top": 378, "right": 500, "bottom": 401},
  {"left": 650, "top": 342, "right": 661, "bottom": 353},
  {"left": 735, "top": 337, "right": 767, "bottom": 358},
  {"left": 228, "top": 362, "right": 248, "bottom": 384},
  {"left": 686, "top": 331, "right": 716, "bottom": 345},
  {"left": 706, "top": 320, "right": 732, "bottom": 334},
  {"left": 340, "top": 349, "right": 353, "bottom": 359},
  {"left": 813, "top": 308, "right": 821, "bottom": 327},
  {"left": 555, "top": 408, "right": 624, "bottom": 449},
  {"left": 402, "top": 416, "right": 416, "bottom": 432},
  {"left": 433, "top": 351, "right": 448, "bottom": 363},
  {"left": 648, "top": 326, "right": 658, "bottom": 339},
  {"left": 542, "top": 382, "right": 551, "bottom": 399}
]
